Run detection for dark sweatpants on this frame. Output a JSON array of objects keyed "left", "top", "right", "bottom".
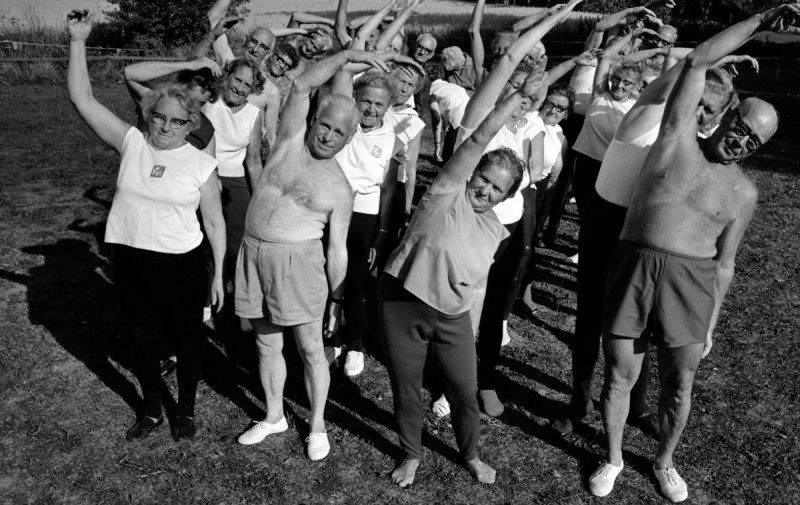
[
  {"left": 571, "top": 190, "right": 649, "bottom": 416},
  {"left": 544, "top": 112, "right": 584, "bottom": 243},
  {"left": 114, "top": 244, "right": 206, "bottom": 419},
  {"left": 378, "top": 274, "right": 480, "bottom": 461},
  {"left": 219, "top": 175, "right": 251, "bottom": 287},
  {"left": 571, "top": 152, "right": 603, "bottom": 218},
  {"left": 341, "top": 212, "right": 379, "bottom": 352}
]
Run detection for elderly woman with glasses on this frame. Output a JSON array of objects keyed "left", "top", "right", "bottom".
[{"left": 67, "top": 11, "right": 226, "bottom": 442}]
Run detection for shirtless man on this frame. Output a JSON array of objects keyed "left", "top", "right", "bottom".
[
  {"left": 234, "top": 50, "right": 388, "bottom": 461},
  {"left": 589, "top": 4, "right": 798, "bottom": 502}
]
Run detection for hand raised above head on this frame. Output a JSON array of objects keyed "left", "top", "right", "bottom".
[
  {"left": 378, "top": 52, "right": 426, "bottom": 75},
  {"left": 67, "top": 10, "right": 93, "bottom": 40},
  {"left": 212, "top": 16, "right": 242, "bottom": 37},
  {"left": 576, "top": 48, "right": 602, "bottom": 66},
  {"left": 519, "top": 69, "right": 548, "bottom": 100},
  {"left": 761, "top": 3, "right": 800, "bottom": 34},
  {"left": 189, "top": 57, "right": 222, "bottom": 77},
  {"left": 346, "top": 49, "right": 391, "bottom": 72}
]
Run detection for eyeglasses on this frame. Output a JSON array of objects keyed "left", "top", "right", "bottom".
[
  {"left": 416, "top": 46, "right": 434, "bottom": 56},
  {"left": 273, "top": 54, "right": 293, "bottom": 69},
  {"left": 542, "top": 100, "right": 567, "bottom": 113},
  {"left": 731, "top": 110, "right": 763, "bottom": 152},
  {"left": 246, "top": 37, "right": 273, "bottom": 54},
  {"left": 151, "top": 112, "right": 191, "bottom": 130}
]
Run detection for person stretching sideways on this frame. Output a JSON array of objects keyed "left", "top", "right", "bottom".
[
  {"left": 234, "top": 50, "right": 389, "bottom": 461},
  {"left": 589, "top": 4, "right": 797, "bottom": 502}
]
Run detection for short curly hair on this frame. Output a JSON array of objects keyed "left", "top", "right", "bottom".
[
  {"left": 354, "top": 70, "right": 398, "bottom": 105},
  {"left": 475, "top": 147, "right": 525, "bottom": 199},
  {"left": 542, "top": 83, "right": 576, "bottom": 114},
  {"left": 140, "top": 82, "right": 201, "bottom": 132}
]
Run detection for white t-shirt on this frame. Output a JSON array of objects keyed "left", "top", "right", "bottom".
[
  {"left": 570, "top": 67, "right": 595, "bottom": 117},
  {"left": 105, "top": 128, "right": 218, "bottom": 254},
  {"left": 458, "top": 118, "right": 539, "bottom": 225},
  {"left": 573, "top": 91, "right": 635, "bottom": 162},
  {"left": 430, "top": 79, "right": 470, "bottom": 129},
  {"left": 595, "top": 123, "right": 659, "bottom": 208},
  {"left": 335, "top": 121, "right": 396, "bottom": 215},
  {"left": 203, "top": 99, "right": 260, "bottom": 177},
  {"left": 384, "top": 105, "right": 425, "bottom": 184}
]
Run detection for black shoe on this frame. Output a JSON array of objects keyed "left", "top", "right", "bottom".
[
  {"left": 159, "top": 357, "right": 177, "bottom": 378},
  {"left": 125, "top": 415, "right": 163, "bottom": 442},
  {"left": 628, "top": 411, "right": 660, "bottom": 439},
  {"left": 173, "top": 416, "right": 197, "bottom": 442},
  {"left": 551, "top": 416, "right": 574, "bottom": 436}
]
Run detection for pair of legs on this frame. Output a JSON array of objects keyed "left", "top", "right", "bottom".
[
  {"left": 250, "top": 317, "right": 329, "bottom": 434},
  {"left": 115, "top": 244, "right": 206, "bottom": 421},
  {"left": 340, "top": 212, "right": 379, "bottom": 353},
  {"left": 378, "top": 274, "right": 494, "bottom": 486},
  {"left": 601, "top": 334, "right": 704, "bottom": 469}
]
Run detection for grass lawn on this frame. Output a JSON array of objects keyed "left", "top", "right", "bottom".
[{"left": 1, "top": 71, "right": 799, "bottom": 504}]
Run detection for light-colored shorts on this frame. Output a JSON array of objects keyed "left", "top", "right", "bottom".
[{"left": 235, "top": 234, "right": 327, "bottom": 326}]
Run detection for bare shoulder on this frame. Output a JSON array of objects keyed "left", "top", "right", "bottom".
[{"left": 731, "top": 165, "right": 758, "bottom": 206}]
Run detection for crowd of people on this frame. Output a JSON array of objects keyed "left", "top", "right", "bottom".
[{"left": 66, "top": 0, "right": 798, "bottom": 500}]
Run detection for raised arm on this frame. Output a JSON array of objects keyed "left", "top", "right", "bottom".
[
  {"left": 352, "top": 0, "right": 399, "bottom": 50},
  {"left": 468, "top": 0, "right": 487, "bottom": 81},
  {"left": 661, "top": 4, "right": 799, "bottom": 140},
  {"left": 288, "top": 12, "right": 335, "bottom": 29},
  {"left": 279, "top": 50, "right": 389, "bottom": 140},
  {"left": 124, "top": 58, "right": 221, "bottom": 103},
  {"left": 375, "top": 0, "right": 421, "bottom": 52},
  {"left": 462, "top": 0, "right": 580, "bottom": 129},
  {"left": 544, "top": 48, "right": 602, "bottom": 86},
  {"left": 433, "top": 69, "right": 547, "bottom": 193},
  {"left": 334, "top": 0, "right": 352, "bottom": 48},
  {"left": 67, "top": 11, "right": 129, "bottom": 153},
  {"left": 592, "top": 27, "right": 644, "bottom": 97},
  {"left": 512, "top": 4, "right": 564, "bottom": 34},
  {"left": 245, "top": 111, "right": 263, "bottom": 189}
]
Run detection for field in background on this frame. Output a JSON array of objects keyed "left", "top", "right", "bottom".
[{"left": 1, "top": 69, "right": 799, "bottom": 503}]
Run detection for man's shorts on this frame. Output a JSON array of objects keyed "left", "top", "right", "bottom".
[
  {"left": 235, "top": 234, "right": 327, "bottom": 326},
  {"left": 603, "top": 241, "right": 716, "bottom": 348}
]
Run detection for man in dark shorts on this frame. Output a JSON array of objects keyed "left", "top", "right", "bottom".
[{"left": 588, "top": 4, "right": 798, "bottom": 502}]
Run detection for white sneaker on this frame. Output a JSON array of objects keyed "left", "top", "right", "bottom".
[
  {"left": 344, "top": 351, "right": 364, "bottom": 377},
  {"left": 203, "top": 306, "right": 212, "bottom": 322},
  {"left": 501, "top": 320, "right": 511, "bottom": 347},
  {"left": 653, "top": 464, "right": 688, "bottom": 502},
  {"left": 306, "top": 432, "right": 330, "bottom": 460},
  {"left": 237, "top": 416, "right": 288, "bottom": 445},
  {"left": 589, "top": 460, "right": 624, "bottom": 497},
  {"left": 568, "top": 253, "right": 579, "bottom": 265}
]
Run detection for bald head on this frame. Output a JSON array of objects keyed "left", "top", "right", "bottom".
[
  {"left": 244, "top": 27, "right": 275, "bottom": 63},
  {"left": 658, "top": 25, "right": 678, "bottom": 44},
  {"left": 738, "top": 97, "right": 779, "bottom": 141}
]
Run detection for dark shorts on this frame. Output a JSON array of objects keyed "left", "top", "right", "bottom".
[
  {"left": 603, "top": 241, "right": 716, "bottom": 348},
  {"left": 235, "top": 235, "right": 327, "bottom": 326}
]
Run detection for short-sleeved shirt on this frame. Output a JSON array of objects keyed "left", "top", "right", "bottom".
[
  {"left": 446, "top": 55, "right": 477, "bottom": 94},
  {"left": 105, "top": 128, "right": 218, "bottom": 254},
  {"left": 430, "top": 79, "right": 470, "bottom": 129},
  {"left": 573, "top": 91, "right": 635, "bottom": 162},
  {"left": 384, "top": 105, "right": 425, "bottom": 184},
  {"left": 384, "top": 182, "right": 509, "bottom": 315},
  {"left": 203, "top": 99, "right": 260, "bottom": 177},
  {"left": 334, "top": 121, "right": 396, "bottom": 215}
]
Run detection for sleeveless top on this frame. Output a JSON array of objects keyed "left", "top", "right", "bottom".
[
  {"left": 573, "top": 91, "right": 634, "bottom": 162},
  {"left": 595, "top": 122, "right": 660, "bottom": 208},
  {"left": 384, "top": 183, "right": 508, "bottom": 315},
  {"left": 203, "top": 99, "right": 260, "bottom": 177},
  {"left": 105, "top": 128, "right": 218, "bottom": 253},
  {"left": 335, "top": 121, "right": 396, "bottom": 215}
]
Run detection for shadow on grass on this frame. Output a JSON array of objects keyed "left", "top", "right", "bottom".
[{"left": 0, "top": 238, "right": 141, "bottom": 413}]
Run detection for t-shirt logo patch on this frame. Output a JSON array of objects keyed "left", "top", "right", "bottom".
[
  {"left": 150, "top": 165, "right": 166, "bottom": 178},
  {"left": 370, "top": 145, "right": 382, "bottom": 158}
]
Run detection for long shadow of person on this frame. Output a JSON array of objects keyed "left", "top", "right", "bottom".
[{"left": 0, "top": 238, "right": 140, "bottom": 412}]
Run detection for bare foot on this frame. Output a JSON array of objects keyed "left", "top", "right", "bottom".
[
  {"left": 465, "top": 457, "right": 496, "bottom": 484},
  {"left": 390, "top": 458, "right": 419, "bottom": 488}
]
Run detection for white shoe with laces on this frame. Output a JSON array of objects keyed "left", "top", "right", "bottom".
[
  {"left": 306, "top": 432, "right": 330, "bottom": 460},
  {"left": 237, "top": 416, "right": 288, "bottom": 445},
  {"left": 653, "top": 464, "right": 689, "bottom": 502},
  {"left": 501, "top": 320, "right": 511, "bottom": 347},
  {"left": 589, "top": 460, "right": 623, "bottom": 497},
  {"left": 344, "top": 350, "right": 364, "bottom": 377}
]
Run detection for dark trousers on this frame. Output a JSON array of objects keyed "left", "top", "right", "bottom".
[
  {"left": 476, "top": 218, "right": 521, "bottom": 391},
  {"left": 219, "top": 175, "right": 251, "bottom": 287},
  {"left": 114, "top": 244, "right": 206, "bottom": 419},
  {"left": 544, "top": 113, "right": 584, "bottom": 243},
  {"left": 378, "top": 274, "right": 480, "bottom": 461},
  {"left": 571, "top": 152, "right": 603, "bottom": 219},
  {"left": 571, "top": 191, "right": 649, "bottom": 416},
  {"left": 342, "top": 212, "right": 378, "bottom": 352}
]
